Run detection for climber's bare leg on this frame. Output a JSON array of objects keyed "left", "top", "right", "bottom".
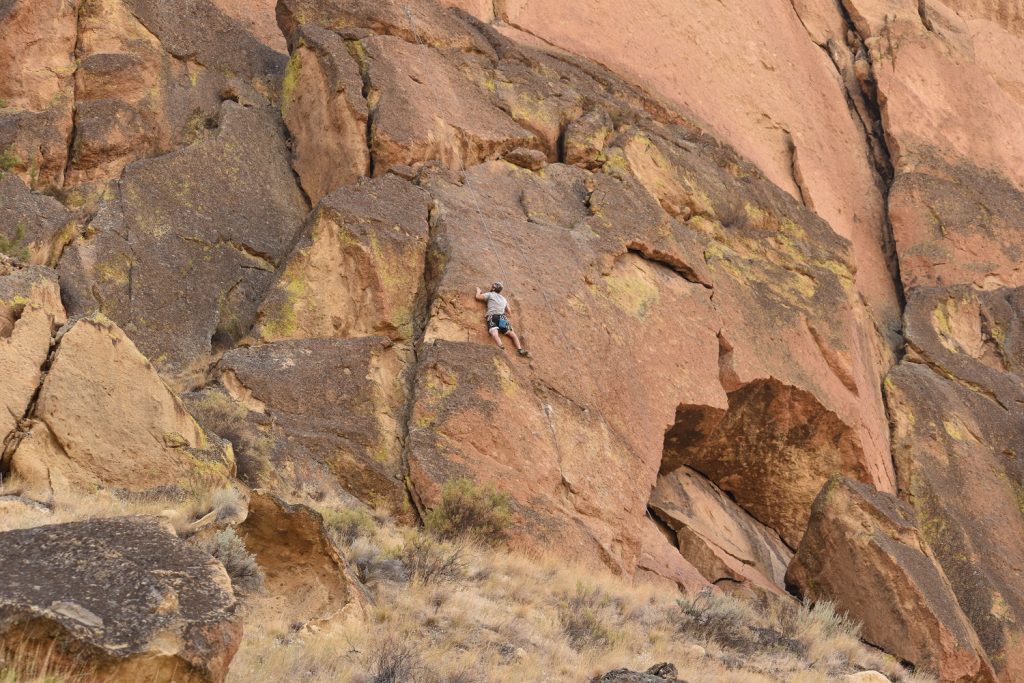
[
  {"left": 489, "top": 327, "right": 504, "bottom": 348},
  {"left": 507, "top": 330, "right": 523, "bottom": 351}
]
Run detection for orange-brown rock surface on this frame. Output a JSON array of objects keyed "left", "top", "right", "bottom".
[
  {"left": 787, "top": 476, "right": 995, "bottom": 682},
  {"left": 3, "top": 0, "right": 1024, "bottom": 677}
]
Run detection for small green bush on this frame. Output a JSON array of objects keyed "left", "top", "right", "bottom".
[
  {"left": 423, "top": 478, "right": 512, "bottom": 545},
  {"left": 0, "top": 147, "right": 21, "bottom": 172},
  {"left": 323, "top": 506, "right": 377, "bottom": 546},
  {"left": 200, "top": 528, "right": 264, "bottom": 595}
]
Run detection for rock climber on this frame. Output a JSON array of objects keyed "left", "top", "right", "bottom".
[{"left": 475, "top": 282, "right": 529, "bottom": 357}]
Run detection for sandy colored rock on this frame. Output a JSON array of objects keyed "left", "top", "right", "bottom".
[
  {"left": 59, "top": 102, "right": 307, "bottom": 388},
  {"left": 0, "top": 262, "right": 65, "bottom": 455},
  {"left": 787, "top": 476, "right": 995, "bottom": 682},
  {"left": 635, "top": 517, "right": 710, "bottom": 595},
  {"left": 212, "top": 0, "right": 288, "bottom": 54},
  {"left": 9, "top": 314, "right": 233, "bottom": 500},
  {"left": 237, "top": 491, "right": 366, "bottom": 622},
  {"left": 281, "top": 25, "right": 369, "bottom": 204},
  {"left": 215, "top": 337, "right": 409, "bottom": 514},
  {"left": 255, "top": 174, "right": 431, "bottom": 344},
  {"left": 650, "top": 466, "right": 791, "bottom": 595},
  {"left": 0, "top": 517, "right": 241, "bottom": 683},
  {"left": 0, "top": 172, "right": 76, "bottom": 265}
]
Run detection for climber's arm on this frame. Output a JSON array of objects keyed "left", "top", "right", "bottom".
[{"left": 475, "top": 287, "right": 487, "bottom": 301}]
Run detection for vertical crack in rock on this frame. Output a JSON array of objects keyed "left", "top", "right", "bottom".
[
  {"left": 60, "top": 0, "right": 86, "bottom": 189},
  {"left": 346, "top": 40, "right": 377, "bottom": 178}
]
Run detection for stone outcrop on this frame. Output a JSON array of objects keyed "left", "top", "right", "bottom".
[
  {"left": 8, "top": 314, "right": 233, "bottom": 501},
  {"left": 650, "top": 466, "right": 791, "bottom": 596},
  {"left": 0, "top": 173, "right": 76, "bottom": 266},
  {"left": 787, "top": 476, "right": 995, "bottom": 682},
  {"left": 237, "top": 491, "right": 366, "bottom": 621},
  {"left": 59, "top": 102, "right": 307, "bottom": 388},
  {"left": 0, "top": 261, "right": 65, "bottom": 460},
  {"left": 0, "top": 517, "right": 241, "bottom": 682},
  {"left": 634, "top": 518, "right": 710, "bottom": 595},
  {"left": 206, "top": 337, "right": 409, "bottom": 514}
]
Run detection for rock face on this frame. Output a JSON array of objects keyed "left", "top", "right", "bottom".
[
  {"left": 208, "top": 337, "right": 409, "bottom": 513},
  {"left": 0, "top": 260, "right": 65, "bottom": 459},
  {"left": 237, "top": 491, "right": 366, "bottom": 621},
  {"left": 59, "top": 103, "right": 307, "bottom": 388},
  {"left": 0, "top": 517, "right": 241, "bottom": 683},
  {"left": 787, "top": 476, "right": 995, "bottom": 682},
  {"left": 0, "top": 173, "right": 75, "bottom": 265},
  {"left": 8, "top": 315, "right": 233, "bottom": 501}
]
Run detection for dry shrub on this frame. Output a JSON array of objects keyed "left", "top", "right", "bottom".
[
  {"left": 363, "top": 635, "right": 424, "bottom": 683},
  {"left": 400, "top": 534, "right": 464, "bottom": 585},
  {"left": 558, "top": 584, "right": 615, "bottom": 651},
  {"left": 423, "top": 479, "right": 511, "bottom": 545},
  {"left": 199, "top": 528, "right": 265, "bottom": 595}
]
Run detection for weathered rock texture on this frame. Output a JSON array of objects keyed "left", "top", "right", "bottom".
[
  {"left": 8, "top": 314, "right": 233, "bottom": 501},
  {"left": 237, "top": 491, "right": 366, "bottom": 622},
  {"left": 0, "top": 173, "right": 76, "bottom": 265},
  {"left": 0, "top": 517, "right": 241, "bottom": 682},
  {"left": 59, "top": 102, "right": 307, "bottom": 388},
  {"left": 787, "top": 476, "right": 995, "bottom": 682}
]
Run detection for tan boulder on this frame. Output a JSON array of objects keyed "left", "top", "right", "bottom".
[
  {"left": 237, "top": 491, "right": 367, "bottom": 622},
  {"left": 0, "top": 262, "right": 65, "bottom": 455},
  {"left": 650, "top": 466, "right": 792, "bottom": 596},
  {"left": 634, "top": 517, "right": 711, "bottom": 595},
  {"left": 281, "top": 25, "right": 369, "bottom": 204},
  {"left": 254, "top": 174, "right": 431, "bottom": 344},
  {"left": 0, "top": 517, "right": 241, "bottom": 683},
  {"left": 9, "top": 315, "right": 233, "bottom": 500},
  {"left": 787, "top": 476, "right": 995, "bottom": 682}
]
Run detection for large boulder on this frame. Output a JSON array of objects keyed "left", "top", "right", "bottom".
[
  {"left": 650, "top": 466, "right": 791, "bottom": 596},
  {"left": 0, "top": 261, "right": 65, "bottom": 456},
  {"left": 0, "top": 517, "right": 241, "bottom": 682},
  {"left": 254, "top": 174, "right": 431, "bottom": 345},
  {"left": 59, "top": 102, "right": 307, "bottom": 389},
  {"left": 237, "top": 491, "right": 367, "bottom": 622},
  {"left": 8, "top": 314, "right": 233, "bottom": 500},
  {"left": 786, "top": 476, "right": 995, "bottom": 682}
]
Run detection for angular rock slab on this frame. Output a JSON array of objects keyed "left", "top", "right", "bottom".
[
  {"left": 255, "top": 174, "right": 431, "bottom": 344},
  {"left": 886, "top": 359, "right": 1024, "bottom": 679},
  {"left": 281, "top": 25, "right": 369, "bottom": 204},
  {"left": 786, "top": 476, "right": 995, "bottom": 682},
  {"left": 237, "top": 491, "right": 366, "bottom": 622},
  {"left": 217, "top": 337, "right": 409, "bottom": 514},
  {"left": 0, "top": 517, "right": 241, "bottom": 683},
  {"left": 59, "top": 102, "right": 307, "bottom": 388},
  {"left": 0, "top": 262, "right": 65, "bottom": 454},
  {"left": 634, "top": 517, "right": 710, "bottom": 595},
  {"left": 9, "top": 314, "right": 233, "bottom": 500},
  {"left": 650, "top": 466, "right": 791, "bottom": 596},
  {"left": 0, "top": 173, "right": 75, "bottom": 266}
]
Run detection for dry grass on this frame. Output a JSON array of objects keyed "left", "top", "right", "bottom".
[{"left": 228, "top": 506, "right": 937, "bottom": 683}]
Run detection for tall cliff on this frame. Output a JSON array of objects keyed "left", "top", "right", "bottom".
[{"left": 0, "top": 0, "right": 1022, "bottom": 681}]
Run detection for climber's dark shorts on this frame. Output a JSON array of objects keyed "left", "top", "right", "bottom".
[{"left": 487, "top": 314, "right": 512, "bottom": 334}]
